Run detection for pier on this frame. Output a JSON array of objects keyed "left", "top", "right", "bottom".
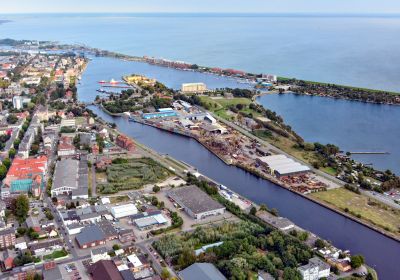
[{"left": 349, "top": 151, "right": 389, "bottom": 155}]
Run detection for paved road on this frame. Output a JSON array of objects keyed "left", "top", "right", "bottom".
[
  {"left": 362, "top": 190, "right": 400, "bottom": 210},
  {"left": 91, "top": 165, "right": 97, "bottom": 197}
]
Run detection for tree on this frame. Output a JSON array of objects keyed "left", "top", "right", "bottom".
[
  {"left": 314, "top": 239, "right": 326, "bottom": 249},
  {"left": 161, "top": 268, "right": 170, "bottom": 280},
  {"left": 151, "top": 196, "right": 159, "bottom": 206},
  {"left": 350, "top": 255, "right": 365, "bottom": 268},
  {"left": 2, "top": 158, "right": 11, "bottom": 169},
  {"left": 13, "top": 194, "right": 30, "bottom": 223},
  {"left": 112, "top": 244, "right": 121, "bottom": 251},
  {"left": 259, "top": 204, "right": 268, "bottom": 212},
  {"left": 8, "top": 147, "right": 16, "bottom": 159},
  {"left": 282, "top": 267, "right": 302, "bottom": 280},
  {"left": 177, "top": 247, "right": 196, "bottom": 269},
  {"left": 250, "top": 206, "right": 257, "bottom": 215},
  {"left": 0, "top": 164, "right": 7, "bottom": 180}
]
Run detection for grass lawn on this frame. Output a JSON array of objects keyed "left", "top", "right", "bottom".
[
  {"left": 109, "top": 195, "right": 130, "bottom": 204},
  {"left": 311, "top": 188, "right": 400, "bottom": 236},
  {"left": 321, "top": 166, "right": 337, "bottom": 176},
  {"left": 43, "top": 249, "right": 68, "bottom": 260}
]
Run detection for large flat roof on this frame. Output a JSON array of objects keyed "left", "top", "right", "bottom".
[
  {"left": 53, "top": 158, "right": 78, "bottom": 190},
  {"left": 168, "top": 185, "right": 225, "bottom": 215},
  {"left": 258, "top": 155, "right": 310, "bottom": 175}
]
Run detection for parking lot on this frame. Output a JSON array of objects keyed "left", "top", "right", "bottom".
[{"left": 61, "top": 261, "right": 87, "bottom": 280}]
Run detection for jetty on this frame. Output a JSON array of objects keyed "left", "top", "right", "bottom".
[{"left": 349, "top": 151, "right": 389, "bottom": 155}]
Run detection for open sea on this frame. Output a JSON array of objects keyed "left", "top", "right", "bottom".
[{"left": 1, "top": 13, "right": 400, "bottom": 91}]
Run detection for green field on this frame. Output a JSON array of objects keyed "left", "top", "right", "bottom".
[
  {"left": 311, "top": 188, "right": 400, "bottom": 236},
  {"left": 199, "top": 96, "right": 254, "bottom": 120},
  {"left": 98, "top": 158, "right": 171, "bottom": 194}
]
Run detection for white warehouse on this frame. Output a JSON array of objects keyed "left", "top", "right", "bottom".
[
  {"left": 111, "top": 203, "right": 138, "bottom": 219},
  {"left": 257, "top": 154, "right": 310, "bottom": 177}
]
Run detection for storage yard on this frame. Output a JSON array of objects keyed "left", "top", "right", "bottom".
[{"left": 129, "top": 101, "right": 334, "bottom": 194}]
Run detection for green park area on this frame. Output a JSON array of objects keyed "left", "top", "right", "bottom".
[
  {"left": 97, "top": 157, "right": 171, "bottom": 194},
  {"left": 311, "top": 188, "right": 400, "bottom": 237}
]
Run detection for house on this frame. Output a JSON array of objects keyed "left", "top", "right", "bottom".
[
  {"left": 75, "top": 224, "right": 106, "bottom": 249},
  {"left": 4, "top": 256, "right": 14, "bottom": 270},
  {"left": 26, "top": 216, "right": 41, "bottom": 232},
  {"left": 15, "top": 237, "right": 27, "bottom": 251},
  {"left": 179, "top": 263, "right": 226, "bottom": 280},
  {"left": 29, "top": 239, "right": 64, "bottom": 256},
  {"left": 298, "top": 257, "right": 331, "bottom": 280},
  {"left": 116, "top": 134, "right": 135, "bottom": 152},
  {"left": 0, "top": 228, "right": 16, "bottom": 249},
  {"left": 88, "top": 260, "right": 123, "bottom": 280},
  {"left": 98, "top": 220, "right": 118, "bottom": 241},
  {"left": 91, "top": 247, "right": 111, "bottom": 263},
  {"left": 57, "top": 136, "right": 75, "bottom": 156},
  {"left": 118, "top": 228, "right": 135, "bottom": 243},
  {"left": 127, "top": 253, "right": 149, "bottom": 272}
]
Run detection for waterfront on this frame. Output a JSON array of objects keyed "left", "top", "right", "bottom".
[
  {"left": 1, "top": 13, "right": 400, "bottom": 92},
  {"left": 77, "top": 57, "right": 400, "bottom": 279},
  {"left": 257, "top": 93, "right": 400, "bottom": 174}
]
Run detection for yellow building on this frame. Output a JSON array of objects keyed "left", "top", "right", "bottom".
[{"left": 181, "top": 82, "right": 207, "bottom": 93}]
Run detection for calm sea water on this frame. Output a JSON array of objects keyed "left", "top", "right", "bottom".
[
  {"left": 1, "top": 13, "right": 400, "bottom": 91},
  {"left": 258, "top": 94, "right": 400, "bottom": 173}
]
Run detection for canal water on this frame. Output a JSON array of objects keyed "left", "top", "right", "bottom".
[
  {"left": 257, "top": 94, "right": 400, "bottom": 174},
  {"left": 79, "top": 57, "right": 400, "bottom": 279}
]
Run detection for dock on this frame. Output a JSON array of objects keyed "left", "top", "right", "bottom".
[{"left": 349, "top": 151, "right": 389, "bottom": 155}]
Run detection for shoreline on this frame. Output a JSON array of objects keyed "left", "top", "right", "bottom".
[{"left": 121, "top": 111, "right": 400, "bottom": 243}]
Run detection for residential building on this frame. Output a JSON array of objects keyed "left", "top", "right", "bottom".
[
  {"left": 0, "top": 228, "right": 16, "bottom": 249},
  {"left": 91, "top": 247, "right": 111, "bottom": 263},
  {"left": 298, "top": 257, "right": 331, "bottom": 280},
  {"left": 3, "top": 156, "right": 47, "bottom": 197},
  {"left": 88, "top": 260, "right": 123, "bottom": 280},
  {"left": 179, "top": 263, "right": 226, "bottom": 280},
  {"left": 168, "top": 186, "right": 225, "bottom": 220},
  {"left": 12, "top": 96, "right": 31, "bottom": 109},
  {"left": 115, "top": 134, "right": 135, "bottom": 152},
  {"left": 29, "top": 239, "right": 63, "bottom": 256},
  {"left": 57, "top": 136, "right": 75, "bottom": 156}
]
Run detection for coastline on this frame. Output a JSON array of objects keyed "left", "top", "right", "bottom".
[{"left": 116, "top": 109, "right": 400, "bottom": 243}]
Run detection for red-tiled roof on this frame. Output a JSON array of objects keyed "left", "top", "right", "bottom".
[{"left": 5, "top": 156, "right": 47, "bottom": 185}]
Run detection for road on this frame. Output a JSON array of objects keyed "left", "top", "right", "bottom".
[
  {"left": 91, "top": 165, "right": 97, "bottom": 197},
  {"left": 362, "top": 190, "right": 400, "bottom": 210}
]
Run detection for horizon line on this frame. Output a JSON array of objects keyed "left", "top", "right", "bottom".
[{"left": 1, "top": 12, "right": 400, "bottom": 16}]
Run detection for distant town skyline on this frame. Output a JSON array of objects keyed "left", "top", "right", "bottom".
[{"left": 1, "top": 0, "right": 400, "bottom": 14}]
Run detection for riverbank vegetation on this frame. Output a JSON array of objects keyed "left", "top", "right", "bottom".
[
  {"left": 278, "top": 77, "right": 400, "bottom": 105},
  {"left": 311, "top": 188, "right": 400, "bottom": 237},
  {"left": 97, "top": 157, "right": 171, "bottom": 194}
]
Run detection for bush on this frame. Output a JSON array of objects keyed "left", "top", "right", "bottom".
[{"left": 350, "top": 255, "right": 365, "bottom": 268}]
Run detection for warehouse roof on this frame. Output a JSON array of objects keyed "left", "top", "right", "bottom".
[
  {"left": 76, "top": 224, "right": 105, "bottom": 246},
  {"left": 258, "top": 155, "right": 310, "bottom": 176},
  {"left": 168, "top": 185, "right": 225, "bottom": 215},
  {"left": 179, "top": 263, "right": 226, "bottom": 280}
]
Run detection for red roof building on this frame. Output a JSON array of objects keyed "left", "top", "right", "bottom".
[
  {"left": 4, "top": 156, "right": 48, "bottom": 188},
  {"left": 116, "top": 135, "right": 135, "bottom": 152},
  {"left": 88, "top": 260, "right": 123, "bottom": 280}
]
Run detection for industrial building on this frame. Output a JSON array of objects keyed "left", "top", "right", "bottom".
[
  {"left": 257, "top": 155, "right": 310, "bottom": 177},
  {"left": 168, "top": 185, "right": 225, "bottom": 220},
  {"left": 141, "top": 108, "right": 178, "bottom": 120},
  {"left": 75, "top": 224, "right": 106, "bottom": 249},
  {"left": 131, "top": 210, "right": 168, "bottom": 230},
  {"left": 51, "top": 157, "right": 88, "bottom": 198},
  {"left": 110, "top": 203, "right": 138, "bottom": 219},
  {"left": 179, "top": 263, "right": 227, "bottom": 280},
  {"left": 181, "top": 82, "right": 207, "bottom": 93}
]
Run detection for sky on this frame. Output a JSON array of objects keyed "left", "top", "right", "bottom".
[{"left": 1, "top": 0, "right": 399, "bottom": 14}]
